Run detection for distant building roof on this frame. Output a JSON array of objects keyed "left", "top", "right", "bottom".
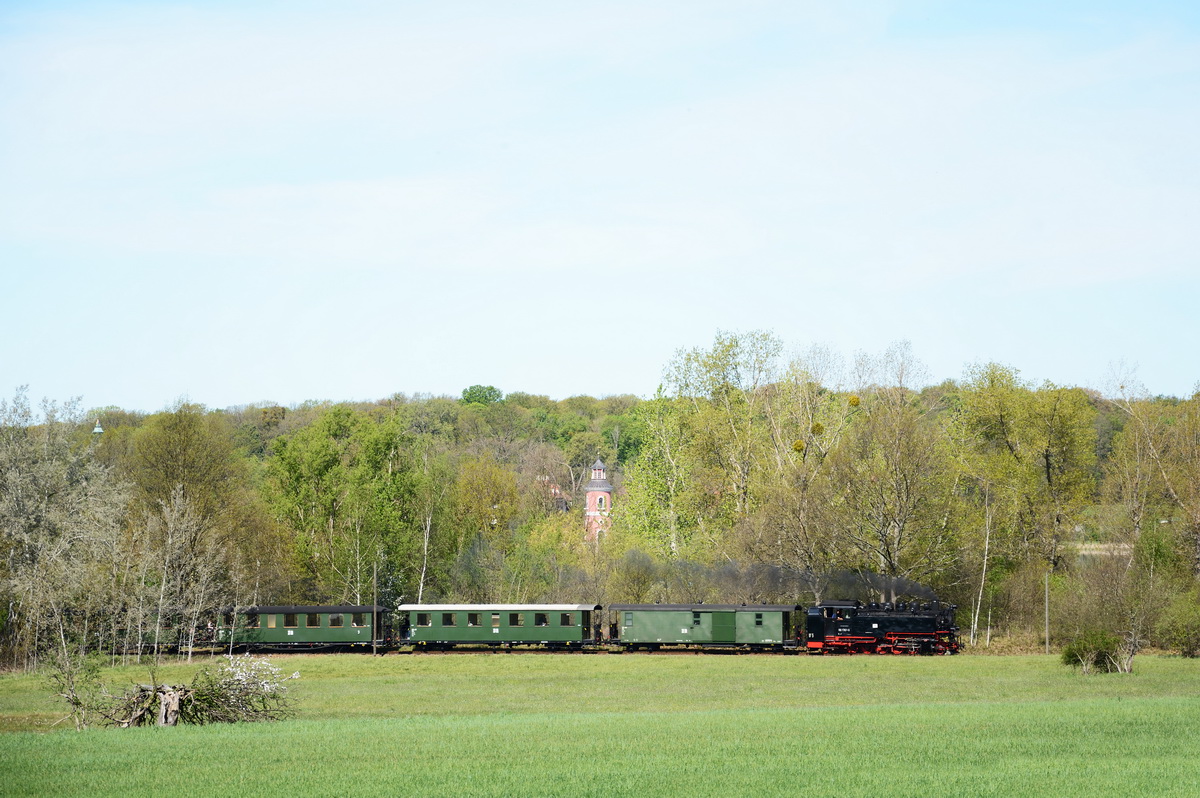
[{"left": 586, "top": 476, "right": 614, "bottom": 493}]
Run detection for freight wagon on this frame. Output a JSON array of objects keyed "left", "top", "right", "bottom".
[{"left": 608, "top": 604, "right": 803, "bottom": 650}]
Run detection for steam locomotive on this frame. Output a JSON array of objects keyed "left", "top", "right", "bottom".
[
  {"left": 215, "top": 599, "right": 959, "bottom": 655},
  {"left": 804, "top": 600, "right": 960, "bottom": 655}
]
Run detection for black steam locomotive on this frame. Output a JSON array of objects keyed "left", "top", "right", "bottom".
[{"left": 805, "top": 600, "right": 959, "bottom": 654}]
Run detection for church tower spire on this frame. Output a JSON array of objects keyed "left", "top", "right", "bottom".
[{"left": 584, "top": 458, "right": 613, "bottom": 542}]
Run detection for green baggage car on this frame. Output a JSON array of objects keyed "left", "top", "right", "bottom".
[
  {"left": 609, "top": 604, "right": 802, "bottom": 650},
  {"left": 398, "top": 604, "right": 601, "bottom": 649},
  {"left": 217, "top": 605, "right": 389, "bottom": 650}
]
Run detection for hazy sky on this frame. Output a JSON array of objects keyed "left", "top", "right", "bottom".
[{"left": 3, "top": 1, "right": 1198, "bottom": 412}]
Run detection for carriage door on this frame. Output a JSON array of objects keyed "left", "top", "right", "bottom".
[
  {"left": 712, "top": 612, "right": 736, "bottom": 644},
  {"left": 581, "top": 610, "right": 592, "bottom": 641}
]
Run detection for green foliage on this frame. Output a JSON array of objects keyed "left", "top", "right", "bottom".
[
  {"left": 1155, "top": 588, "right": 1200, "bottom": 657},
  {"left": 824, "top": 384, "right": 958, "bottom": 590},
  {"left": 6, "top": 331, "right": 1200, "bottom": 665},
  {"left": 264, "top": 405, "right": 444, "bottom": 604},
  {"left": 1061, "top": 628, "right": 1122, "bottom": 673},
  {"left": 958, "top": 365, "right": 1098, "bottom": 570},
  {"left": 130, "top": 403, "right": 241, "bottom": 520},
  {"left": 460, "top": 385, "right": 503, "bottom": 405},
  {"left": 616, "top": 391, "right": 695, "bottom": 557},
  {"left": 1117, "top": 395, "right": 1200, "bottom": 576}
]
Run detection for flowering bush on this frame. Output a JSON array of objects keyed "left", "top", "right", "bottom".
[
  {"left": 183, "top": 655, "right": 300, "bottom": 724},
  {"left": 59, "top": 654, "right": 302, "bottom": 728}
]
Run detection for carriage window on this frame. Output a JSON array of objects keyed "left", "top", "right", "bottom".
[
  {"left": 328, "top": 613, "right": 343, "bottom": 627},
  {"left": 416, "top": 613, "right": 431, "bottom": 627},
  {"left": 624, "top": 612, "right": 633, "bottom": 626},
  {"left": 509, "top": 613, "right": 524, "bottom": 627},
  {"left": 492, "top": 613, "right": 501, "bottom": 628},
  {"left": 352, "top": 612, "right": 367, "bottom": 627},
  {"left": 306, "top": 614, "right": 321, "bottom": 628},
  {"left": 692, "top": 612, "right": 701, "bottom": 627},
  {"left": 535, "top": 613, "right": 549, "bottom": 627},
  {"left": 755, "top": 613, "right": 764, "bottom": 627},
  {"left": 267, "top": 614, "right": 277, "bottom": 629},
  {"left": 245, "top": 614, "right": 259, "bottom": 629},
  {"left": 468, "top": 613, "right": 481, "bottom": 627},
  {"left": 560, "top": 613, "right": 574, "bottom": 626},
  {"left": 284, "top": 614, "right": 298, "bottom": 628},
  {"left": 442, "top": 613, "right": 457, "bottom": 627}
]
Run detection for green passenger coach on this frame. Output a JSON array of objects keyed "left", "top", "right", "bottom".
[
  {"left": 217, "top": 605, "right": 388, "bottom": 649},
  {"left": 398, "top": 604, "right": 600, "bottom": 648},
  {"left": 608, "top": 604, "right": 802, "bottom": 649}
]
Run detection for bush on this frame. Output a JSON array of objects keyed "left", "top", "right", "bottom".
[
  {"left": 182, "top": 654, "right": 301, "bottom": 725},
  {"left": 50, "top": 654, "right": 299, "bottom": 729},
  {"left": 1155, "top": 590, "right": 1200, "bottom": 657},
  {"left": 1061, "top": 629, "right": 1123, "bottom": 674}
]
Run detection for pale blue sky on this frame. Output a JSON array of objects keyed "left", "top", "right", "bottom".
[{"left": 2, "top": 1, "right": 1197, "bottom": 411}]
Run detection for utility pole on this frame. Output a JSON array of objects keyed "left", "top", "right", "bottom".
[
  {"left": 1044, "top": 570, "right": 1050, "bottom": 655},
  {"left": 372, "top": 558, "right": 378, "bottom": 657}
]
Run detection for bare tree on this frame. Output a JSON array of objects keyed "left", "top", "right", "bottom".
[{"left": 0, "top": 389, "right": 129, "bottom": 669}]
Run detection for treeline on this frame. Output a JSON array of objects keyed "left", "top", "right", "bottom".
[
  {"left": 0, "top": 387, "right": 642, "bottom": 668},
  {"left": 3, "top": 331, "right": 1199, "bottom": 668}
]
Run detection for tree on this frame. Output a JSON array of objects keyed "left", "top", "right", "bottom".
[
  {"left": 1156, "top": 588, "right": 1200, "bottom": 657},
  {"left": 958, "top": 364, "right": 1097, "bottom": 610},
  {"left": 616, "top": 390, "right": 694, "bottom": 557},
  {"left": 738, "top": 346, "right": 860, "bottom": 601},
  {"left": 125, "top": 402, "right": 279, "bottom": 606},
  {"left": 1112, "top": 389, "right": 1200, "bottom": 576},
  {"left": 825, "top": 351, "right": 958, "bottom": 600},
  {"left": 143, "top": 486, "right": 229, "bottom": 661},
  {"left": 130, "top": 403, "right": 240, "bottom": 521},
  {"left": 452, "top": 455, "right": 520, "bottom": 555},
  {"left": 266, "top": 405, "right": 361, "bottom": 599},
  {"left": 461, "top": 385, "right": 503, "bottom": 406},
  {"left": 392, "top": 433, "right": 455, "bottom": 603},
  {"left": 0, "top": 389, "right": 129, "bottom": 669},
  {"left": 665, "top": 330, "right": 782, "bottom": 520}
]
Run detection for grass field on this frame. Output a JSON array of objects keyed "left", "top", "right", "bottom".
[{"left": 3, "top": 652, "right": 1200, "bottom": 796}]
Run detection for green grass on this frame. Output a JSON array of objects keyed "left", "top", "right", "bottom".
[{"left": 3, "top": 653, "right": 1200, "bottom": 796}]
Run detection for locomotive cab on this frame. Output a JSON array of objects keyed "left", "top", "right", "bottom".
[{"left": 805, "top": 600, "right": 863, "bottom": 653}]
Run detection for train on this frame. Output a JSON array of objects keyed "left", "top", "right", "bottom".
[{"left": 213, "top": 599, "right": 960, "bottom": 655}]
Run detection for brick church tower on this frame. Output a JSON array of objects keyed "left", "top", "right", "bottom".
[{"left": 584, "top": 458, "right": 613, "bottom": 543}]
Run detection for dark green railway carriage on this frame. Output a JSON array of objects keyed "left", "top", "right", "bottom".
[
  {"left": 217, "top": 605, "right": 388, "bottom": 649},
  {"left": 609, "top": 604, "right": 802, "bottom": 649},
  {"left": 398, "top": 604, "right": 600, "bottom": 648}
]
